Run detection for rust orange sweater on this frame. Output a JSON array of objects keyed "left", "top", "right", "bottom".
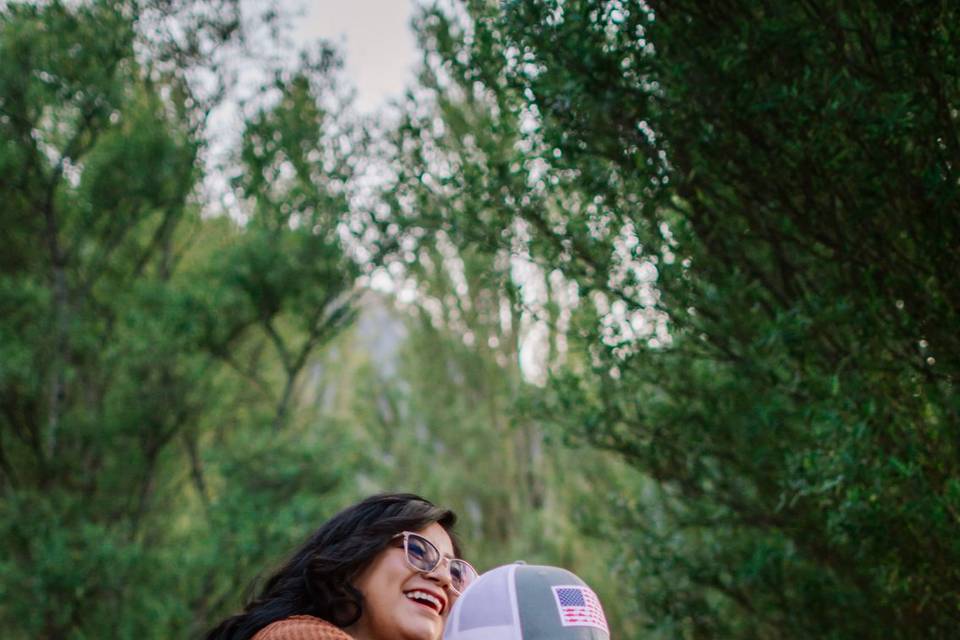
[{"left": 251, "top": 615, "right": 352, "bottom": 640}]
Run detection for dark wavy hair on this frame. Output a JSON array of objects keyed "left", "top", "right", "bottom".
[{"left": 204, "top": 493, "right": 461, "bottom": 640}]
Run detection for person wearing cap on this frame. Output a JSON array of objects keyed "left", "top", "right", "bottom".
[
  {"left": 443, "top": 563, "right": 611, "bottom": 640},
  {"left": 204, "top": 493, "right": 478, "bottom": 640}
]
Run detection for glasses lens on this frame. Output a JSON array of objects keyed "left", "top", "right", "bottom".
[
  {"left": 405, "top": 534, "right": 439, "bottom": 571},
  {"left": 401, "top": 532, "right": 476, "bottom": 593},
  {"left": 449, "top": 559, "right": 476, "bottom": 592}
]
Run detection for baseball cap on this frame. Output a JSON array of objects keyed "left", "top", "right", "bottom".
[{"left": 443, "top": 563, "right": 610, "bottom": 640}]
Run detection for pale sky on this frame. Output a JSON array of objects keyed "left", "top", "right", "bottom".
[{"left": 290, "top": 0, "right": 420, "bottom": 113}]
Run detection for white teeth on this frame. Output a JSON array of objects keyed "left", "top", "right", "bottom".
[{"left": 406, "top": 590, "right": 442, "bottom": 612}]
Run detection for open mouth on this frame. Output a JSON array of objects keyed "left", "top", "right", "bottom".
[{"left": 405, "top": 589, "right": 445, "bottom": 615}]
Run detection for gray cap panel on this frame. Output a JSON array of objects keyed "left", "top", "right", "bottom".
[{"left": 516, "top": 567, "right": 609, "bottom": 639}]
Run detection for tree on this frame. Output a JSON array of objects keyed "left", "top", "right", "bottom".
[
  {"left": 392, "top": 1, "right": 960, "bottom": 637},
  {"left": 377, "top": 48, "right": 643, "bottom": 627},
  {"left": 0, "top": 2, "right": 362, "bottom": 636}
]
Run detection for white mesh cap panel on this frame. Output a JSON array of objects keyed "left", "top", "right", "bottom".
[{"left": 444, "top": 564, "right": 521, "bottom": 640}]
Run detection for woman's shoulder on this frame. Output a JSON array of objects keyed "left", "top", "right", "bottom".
[{"left": 251, "top": 615, "right": 352, "bottom": 640}]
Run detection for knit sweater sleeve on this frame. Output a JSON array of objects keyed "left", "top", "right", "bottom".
[{"left": 251, "top": 615, "right": 353, "bottom": 640}]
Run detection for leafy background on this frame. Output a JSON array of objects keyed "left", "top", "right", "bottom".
[{"left": 1, "top": 1, "right": 957, "bottom": 638}]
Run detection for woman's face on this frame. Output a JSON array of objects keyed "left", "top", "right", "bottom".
[{"left": 347, "top": 522, "right": 458, "bottom": 640}]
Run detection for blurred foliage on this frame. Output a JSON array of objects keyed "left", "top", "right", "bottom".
[{"left": 386, "top": 1, "right": 960, "bottom": 638}]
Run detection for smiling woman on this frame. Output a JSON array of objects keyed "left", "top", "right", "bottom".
[{"left": 204, "top": 494, "right": 476, "bottom": 640}]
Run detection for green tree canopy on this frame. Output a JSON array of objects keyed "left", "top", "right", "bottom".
[
  {"left": 388, "top": 1, "right": 960, "bottom": 637},
  {"left": 0, "top": 2, "right": 365, "bottom": 636}
]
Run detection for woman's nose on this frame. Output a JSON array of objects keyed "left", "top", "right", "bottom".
[{"left": 425, "top": 558, "right": 454, "bottom": 589}]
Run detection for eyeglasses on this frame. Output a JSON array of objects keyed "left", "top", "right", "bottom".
[{"left": 392, "top": 531, "right": 478, "bottom": 595}]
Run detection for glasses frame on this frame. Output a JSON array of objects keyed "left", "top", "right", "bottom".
[{"left": 391, "top": 531, "right": 477, "bottom": 595}]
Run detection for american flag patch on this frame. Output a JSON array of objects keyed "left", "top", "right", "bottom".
[{"left": 552, "top": 585, "right": 609, "bottom": 633}]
